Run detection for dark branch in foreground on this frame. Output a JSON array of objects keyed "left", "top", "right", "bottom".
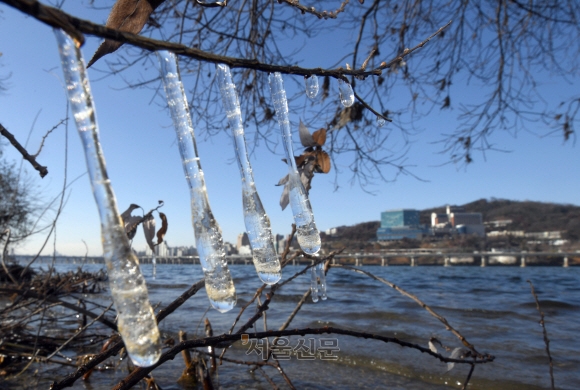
[
  {"left": 0, "top": 123, "right": 48, "bottom": 178},
  {"left": 0, "top": 287, "right": 116, "bottom": 330},
  {"left": 527, "top": 280, "right": 555, "bottom": 390},
  {"left": 49, "top": 279, "right": 205, "bottom": 390},
  {"left": 112, "top": 326, "right": 495, "bottom": 390},
  {"left": 0, "top": 0, "right": 450, "bottom": 79}
]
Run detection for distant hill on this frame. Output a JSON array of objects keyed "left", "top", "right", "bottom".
[{"left": 324, "top": 198, "right": 580, "bottom": 242}]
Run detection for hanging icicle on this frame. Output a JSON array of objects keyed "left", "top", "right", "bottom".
[
  {"left": 317, "top": 262, "right": 327, "bottom": 300},
  {"left": 216, "top": 64, "right": 281, "bottom": 285},
  {"left": 338, "top": 79, "right": 355, "bottom": 107},
  {"left": 54, "top": 29, "right": 161, "bottom": 367},
  {"left": 304, "top": 75, "right": 319, "bottom": 99},
  {"left": 310, "top": 266, "right": 320, "bottom": 303},
  {"left": 268, "top": 72, "right": 321, "bottom": 256},
  {"left": 156, "top": 51, "right": 236, "bottom": 313}
]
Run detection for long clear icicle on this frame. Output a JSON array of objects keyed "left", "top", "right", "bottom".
[
  {"left": 317, "top": 262, "right": 327, "bottom": 300},
  {"left": 54, "top": 30, "right": 161, "bottom": 367},
  {"left": 310, "top": 266, "right": 319, "bottom": 303},
  {"left": 268, "top": 73, "right": 321, "bottom": 255},
  {"left": 216, "top": 64, "right": 281, "bottom": 285},
  {"left": 157, "top": 51, "right": 236, "bottom": 313}
]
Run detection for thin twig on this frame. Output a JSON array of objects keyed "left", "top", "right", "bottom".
[
  {"left": 46, "top": 303, "right": 114, "bottom": 360},
  {"left": 51, "top": 279, "right": 205, "bottom": 389},
  {"left": 333, "top": 264, "right": 479, "bottom": 354},
  {"left": 0, "top": 287, "right": 117, "bottom": 330},
  {"left": 527, "top": 280, "right": 555, "bottom": 390},
  {"left": 32, "top": 119, "right": 65, "bottom": 158},
  {"left": 0, "top": 123, "right": 48, "bottom": 178},
  {"left": 111, "top": 326, "right": 494, "bottom": 390},
  {"left": 1, "top": 0, "right": 450, "bottom": 79},
  {"left": 461, "top": 363, "right": 475, "bottom": 390}
]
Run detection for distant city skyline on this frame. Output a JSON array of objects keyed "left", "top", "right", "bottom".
[{"left": 1, "top": 4, "right": 579, "bottom": 256}]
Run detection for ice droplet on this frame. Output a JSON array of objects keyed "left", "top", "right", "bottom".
[
  {"left": 55, "top": 29, "right": 161, "bottom": 367},
  {"left": 310, "top": 266, "right": 319, "bottom": 302},
  {"left": 377, "top": 116, "right": 386, "bottom": 127},
  {"left": 318, "top": 262, "right": 327, "bottom": 300},
  {"left": 304, "top": 75, "right": 319, "bottom": 99},
  {"left": 157, "top": 51, "right": 236, "bottom": 312},
  {"left": 216, "top": 64, "right": 281, "bottom": 285},
  {"left": 338, "top": 79, "right": 354, "bottom": 107}
]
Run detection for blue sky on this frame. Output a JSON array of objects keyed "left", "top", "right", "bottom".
[{"left": 1, "top": 2, "right": 579, "bottom": 256}]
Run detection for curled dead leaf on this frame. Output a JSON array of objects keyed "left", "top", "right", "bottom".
[
  {"left": 298, "top": 120, "right": 316, "bottom": 147},
  {"left": 312, "top": 128, "right": 327, "bottom": 146},
  {"left": 124, "top": 216, "right": 141, "bottom": 240},
  {"left": 143, "top": 214, "right": 156, "bottom": 251},
  {"left": 156, "top": 212, "right": 168, "bottom": 245},
  {"left": 315, "top": 150, "right": 331, "bottom": 173},
  {"left": 87, "top": 0, "right": 165, "bottom": 68}
]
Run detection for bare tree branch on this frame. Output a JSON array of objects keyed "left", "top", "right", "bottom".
[{"left": 0, "top": 123, "right": 48, "bottom": 178}]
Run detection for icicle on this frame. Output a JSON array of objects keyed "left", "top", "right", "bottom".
[
  {"left": 317, "top": 262, "right": 327, "bottom": 300},
  {"left": 268, "top": 73, "right": 321, "bottom": 256},
  {"left": 216, "top": 64, "right": 281, "bottom": 285},
  {"left": 304, "top": 75, "right": 319, "bottom": 99},
  {"left": 310, "top": 266, "right": 319, "bottom": 303},
  {"left": 338, "top": 79, "right": 355, "bottom": 107},
  {"left": 54, "top": 29, "right": 161, "bottom": 367},
  {"left": 377, "top": 116, "right": 386, "bottom": 127},
  {"left": 156, "top": 51, "right": 236, "bottom": 313}
]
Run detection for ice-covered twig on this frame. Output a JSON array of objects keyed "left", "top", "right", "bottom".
[
  {"left": 157, "top": 50, "right": 236, "bottom": 312},
  {"left": 54, "top": 29, "right": 161, "bottom": 367},
  {"left": 216, "top": 64, "right": 281, "bottom": 285}
]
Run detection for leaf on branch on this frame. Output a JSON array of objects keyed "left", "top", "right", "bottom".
[
  {"left": 277, "top": 123, "right": 331, "bottom": 209},
  {"left": 315, "top": 150, "right": 331, "bottom": 173},
  {"left": 123, "top": 216, "right": 141, "bottom": 240},
  {"left": 299, "top": 120, "right": 316, "bottom": 147},
  {"left": 142, "top": 214, "right": 156, "bottom": 251},
  {"left": 120, "top": 203, "right": 141, "bottom": 240},
  {"left": 87, "top": 0, "right": 166, "bottom": 68},
  {"left": 312, "top": 128, "right": 327, "bottom": 146},
  {"left": 156, "top": 212, "right": 168, "bottom": 245},
  {"left": 447, "top": 347, "right": 463, "bottom": 372},
  {"left": 428, "top": 340, "right": 438, "bottom": 354}
]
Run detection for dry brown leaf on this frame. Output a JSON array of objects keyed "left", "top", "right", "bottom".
[
  {"left": 315, "top": 150, "right": 331, "bottom": 173},
  {"left": 87, "top": 0, "right": 165, "bottom": 68},
  {"left": 312, "top": 128, "right": 327, "bottom": 146},
  {"left": 156, "top": 212, "right": 168, "bottom": 245}
]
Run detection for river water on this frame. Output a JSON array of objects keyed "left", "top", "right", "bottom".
[{"left": 8, "top": 263, "right": 580, "bottom": 389}]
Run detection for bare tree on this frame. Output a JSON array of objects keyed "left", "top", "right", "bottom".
[
  {"left": 0, "top": 146, "right": 36, "bottom": 245},
  {"left": 81, "top": 0, "right": 580, "bottom": 175},
  {"left": 5, "top": 1, "right": 578, "bottom": 185}
]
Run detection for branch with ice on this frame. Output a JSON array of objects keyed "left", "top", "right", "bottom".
[
  {"left": 216, "top": 64, "right": 281, "bottom": 285},
  {"left": 157, "top": 50, "right": 236, "bottom": 312},
  {"left": 54, "top": 29, "right": 161, "bottom": 367}
]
